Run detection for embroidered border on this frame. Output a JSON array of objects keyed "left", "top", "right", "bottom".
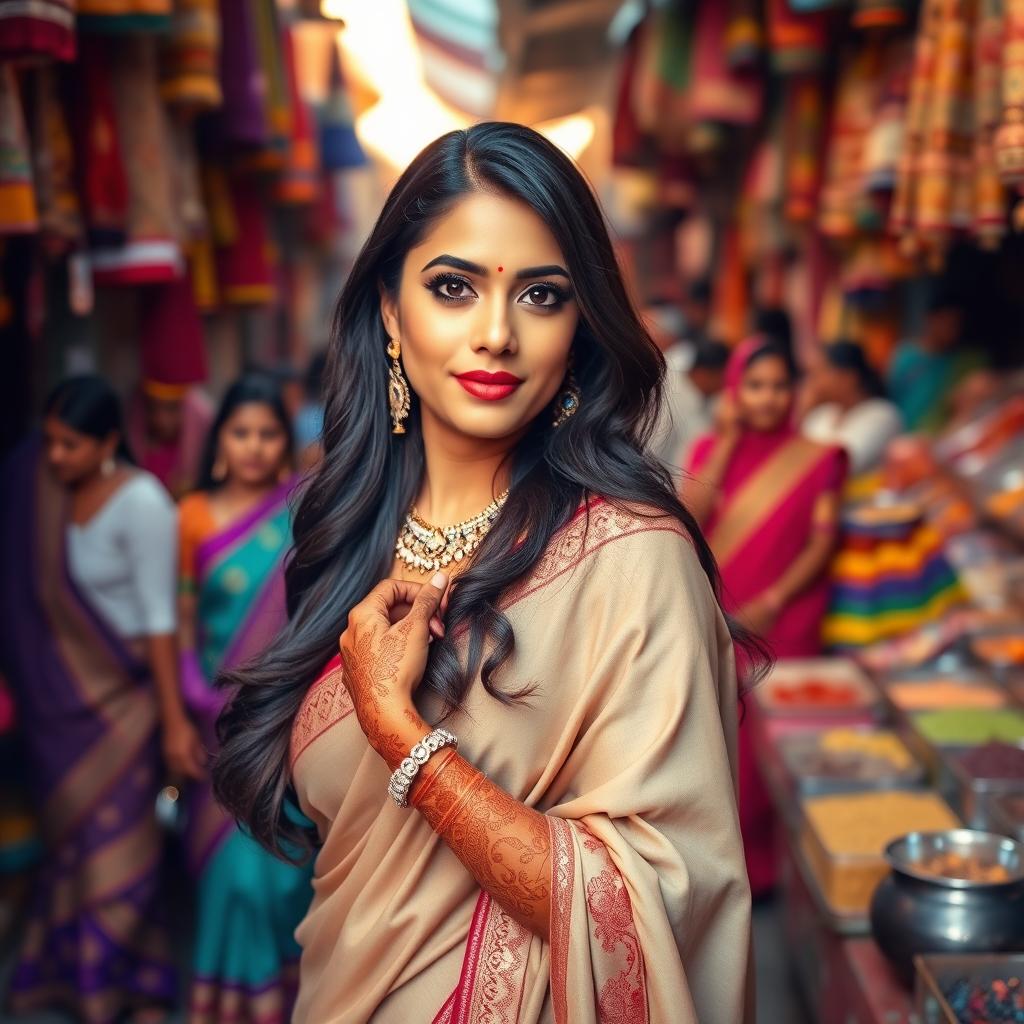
[
  {"left": 288, "top": 656, "right": 354, "bottom": 769},
  {"left": 548, "top": 817, "right": 575, "bottom": 1024}
]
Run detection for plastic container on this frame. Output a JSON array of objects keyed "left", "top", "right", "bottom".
[
  {"left": 914, "top": 953, "right": 1024, "bottom": 1024},
  {"left": 779, "top": 726, "right": 924, "bottom": 797},
  {"left": 755, "top": 658, "right": 882, "bottom": 719},
  {"left": 940, "top": 744, "right": 1024, "bottom": 831},
  {"left": 798, "top": 790, "right": 960, "bottom": 917}
]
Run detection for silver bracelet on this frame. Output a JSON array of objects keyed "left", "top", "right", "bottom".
[{"left": 388, "top": 727, "right": 458, "bottom": 808}]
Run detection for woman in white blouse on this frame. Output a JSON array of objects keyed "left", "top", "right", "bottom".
[
  {"left": 0, "top": 376, "right": 204, "bottom": 1024},
  {"left": 802, "top": 341, "right": 904, "bottom": 477}
]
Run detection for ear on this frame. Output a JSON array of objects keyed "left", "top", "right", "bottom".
[
  {"left": 104, "top": 431, "right": 121, "bottom": 459},
  {"left": 379, "top": 282, "right": 400, "bottom": 344}
]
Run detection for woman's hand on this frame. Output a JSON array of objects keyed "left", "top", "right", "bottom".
[
  {"left": 339, "top": 572, "right": 448, "bottom": 766},
  {"left": 161, "top": 712, "right": 207, "bottom": 781},
  {"left": 738, "top": 587, "right": 784, "bottom": 637}
]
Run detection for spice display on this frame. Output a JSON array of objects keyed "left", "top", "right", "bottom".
[
  {"left": 913, "top": 709, "right": 1024, "bottom": 747},
  {"left": 782, "top": 728, "right": 917, "bottom": 785},
  {"left": 939, "top": 975, "right": 1024, "bottom": 1022},
  {"left": 887, "top": 679, "right": 1009, "bottom": 710},
  {"left": 768, "top": 679, "right": 865, "bottom": 708},
  {"left": 957, "top": 743, "right": 1024, "bottom": 780},
  {"left": 914, "top": 849, "right": 1012, "bottom": 884},
  {"left": 761, "top": 660, "right": 877, "bottom": 713},
  {"left": 972, "top": 634, "right": 1024, "bottom": 668},
  {"left": 801, "top": 791, "right": 959, "bottom": 913}
]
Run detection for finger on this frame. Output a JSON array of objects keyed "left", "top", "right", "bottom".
[
  {"left": 409, "top": 571, "right": 447, "bottom": 623},
  {"left": 365, "top": 578, "right": 425, "bottom": 621}
]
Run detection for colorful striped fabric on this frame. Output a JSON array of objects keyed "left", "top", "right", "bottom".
[{"left": 825, "top": 522, "right": 968, "bottom": 649}]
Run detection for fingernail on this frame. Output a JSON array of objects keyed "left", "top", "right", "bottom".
[{"left": 431, "top": 570, "right": 447, "bottom": 589}]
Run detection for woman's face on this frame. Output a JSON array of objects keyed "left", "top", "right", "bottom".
[
  {"left": 44, "top": 416, "right": 115, "bottom": 486},
  {"left": 380, "top": 192, "right": 580, "bottom": 442},
  {"left": 218, "top": 402, "right": 290, "bottom": 487},
  {"left": 737, "top": 354, "right": 793, "bottom": 432}
]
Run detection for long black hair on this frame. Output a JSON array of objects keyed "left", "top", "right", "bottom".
[
  {"left": 44, "top": 375, "right": 134, "bottom": 462},
  {"left": 214, "top": 122, "right": 766, "bottom": 858},
  {"left": 196, "top": 372, "right": 295, "bottom": 490}
]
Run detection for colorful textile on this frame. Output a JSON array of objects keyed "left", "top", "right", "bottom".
[
  {"left": 276, "top": 24, "right": 318, "bottom": 205},
  {"left": 89, "top": 36, "right": 183, "bottom": 284},
  {"left": 767, "top": 0, "right": 828, "bottom": 75},
  {"left": 289, "top": 500, "right": 750, "bottom": 1023},
  {"left": 77, "top": 0, "right": 170, "bottom": 33},
  {"left": 825, "top": 523, "right": 967, "bottom": 649},
  {"left": 27, "top": 64, "right": 82, "bottom": 249},
  {"left": 215, "top": 0, "right": 265, "bottom": 146},
  {"left": 159, "top": 0, "right": 221, "bottom": 111},
  {"left": 213, "top": 174, "right": 276, "bottom": 305},
  {"left": 0, "top": 440, "right": 175, "bottom": 1024},
  {"left": 178, "top": 484, "right": 311, "bottom": 1024},
  {"left": 0, "top": 0, "right": 75, "bottom": 62},
  {"left": 0, "top": 66, "right": 38, "bottom": 236}
]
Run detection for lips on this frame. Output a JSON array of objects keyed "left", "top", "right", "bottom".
[{"left": 455, "top": 370, "right": 523, "bottom": 402}]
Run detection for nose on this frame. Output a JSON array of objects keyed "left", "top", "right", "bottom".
[{"left": 472, "top": 290, "right": 517, "bottom": 356}]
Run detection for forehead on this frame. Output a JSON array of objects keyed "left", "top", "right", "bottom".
[
  {"left": 407, "top": 191, "right": 566, "bottom": 270},
  {"left": 743, "top": 355, "right": 790, "bottom": 380}
]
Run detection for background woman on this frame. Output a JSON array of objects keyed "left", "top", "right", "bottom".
[
  {"left": 214, "top": 123, "right": 757, "bottom": 1024},
  {"left": 801, "top": 340, "right": 903, "bottom": 477},
  {"left": 683, "top": 338, "right": 847, "bottom": 897},
  {"left": 177, "top": 373, "right": 312, "bottom": 1024},
  {"left": 0, "top": 376, "right": 204, "bottom": 1024}
]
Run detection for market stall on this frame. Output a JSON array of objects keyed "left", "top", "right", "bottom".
[{"left": 750, "top": 377, "right": 1024, "bottom": 1022}]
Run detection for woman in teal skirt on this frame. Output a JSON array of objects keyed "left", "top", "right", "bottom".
[{"left": 177, "top": 374, "right": 312, "bottom": 1024}]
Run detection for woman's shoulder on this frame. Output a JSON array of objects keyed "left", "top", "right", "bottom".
[
  {"left": 116, "top": 470, "right": 176, "bottom": 514},
  {"left": 508, "top": 497, "right": 702, "bottom": 603}
]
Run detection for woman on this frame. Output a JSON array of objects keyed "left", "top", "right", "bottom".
[
  {"left": 0, "top": 376, "right": 205, "bottom": 1024},
  {"left": 802, "top": 340, "right": 903, "bottom": 477},
  {"left": 683, "top": 338, "right": 847, "bottom": 897},
  {"left": 177, "top": 374, "right": 312, "bottom": 1024},
  {"left": 214, "top": 123, "right": 757, "bottom": 1024}
]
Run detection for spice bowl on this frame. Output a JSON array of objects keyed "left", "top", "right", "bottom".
[
  {"left": 870, "top": 830, "right": 1024, "bottom": 984},
  {"left": 915, "top": 952, "right": 1024, "bottom": 1024}
]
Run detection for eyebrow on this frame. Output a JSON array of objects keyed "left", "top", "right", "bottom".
[{"left": 420, "top": 254, "right": 570, "bottom": 281}]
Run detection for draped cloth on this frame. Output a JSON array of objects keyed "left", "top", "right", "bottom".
[
  {"left": 289, "top": 500, "right": 752, "bottom": 1024},
  {"left": 0, "top": 441, "right": 175, "bottom": 1024},
  {"left": 178, "top": 483, "right": 312, "bottom": 1024}
]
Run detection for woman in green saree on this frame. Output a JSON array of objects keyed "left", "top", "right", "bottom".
[{"left": 177, "top": 374, "right": 312, "bottom": 1024}]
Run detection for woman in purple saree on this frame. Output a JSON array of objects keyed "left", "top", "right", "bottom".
[{"left": 0, "top": 378, "right": 196, "bottom": 1024}]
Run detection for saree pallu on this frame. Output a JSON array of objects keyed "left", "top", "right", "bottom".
[
  {"left": 0, "top": 441, "right": 175, "bottom": 1024},
  {"left": 289, "top": 501, "right": 752, "bottom": 1024},
  {"left": 687, "top": 430, "right": 847, "bottom": 896},
  {"left": 179, "top": 483, "right": 312, "bottom": 1024}
]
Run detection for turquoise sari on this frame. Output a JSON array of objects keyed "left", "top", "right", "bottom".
[{"left": 180, "top": 482, "right": 313, "bottom": 1024}]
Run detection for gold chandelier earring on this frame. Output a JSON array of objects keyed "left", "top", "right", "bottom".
[
  {"left": 552, "top": 364, "right": 581, "bottom": 427},
  {"left": 386, "top": 338, "right": 411, "bottom": 435}
]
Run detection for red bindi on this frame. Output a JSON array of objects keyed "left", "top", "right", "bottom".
[{"left": 497, "top": 266, "right": 503, "bottom": 272}]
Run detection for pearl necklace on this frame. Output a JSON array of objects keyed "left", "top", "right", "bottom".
[{"left": 395, "top": 491, "right": 509, "bottom": 575}]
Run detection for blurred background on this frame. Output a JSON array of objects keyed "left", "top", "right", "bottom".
[{"left": 2, "top": 1, "right": 1024, "bottom": 1023}]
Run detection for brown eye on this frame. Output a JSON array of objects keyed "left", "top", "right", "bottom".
[
  {"left": 443, "top": 280, "right": 467, "bottom": 298},
  {"left": 518, "top": 282, "right": 568, "bottom": 308}
]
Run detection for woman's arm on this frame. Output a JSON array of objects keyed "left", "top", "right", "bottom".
[
  {"left": 126, "top": 481, "right": 206, "bottom": 780},
  {"left": 340, "top": 578, "right": 553, "bottom": 939},
  {"left": 679, "top": 398, "right": 740, "bottom": 525},
  {"left": 387, "top": 709, "right": 552, "bottom": 939}
]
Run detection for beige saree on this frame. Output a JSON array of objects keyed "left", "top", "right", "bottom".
[{"left": 289, "top": 500, "right": 752, "bottom": 1023}]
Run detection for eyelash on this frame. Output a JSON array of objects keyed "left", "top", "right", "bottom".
[{"left": 424, "top": 272, "right": 571, "bottom": 309}]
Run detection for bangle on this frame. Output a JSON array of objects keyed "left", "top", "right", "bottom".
[{"left": 387, "top": 727, "right": 458, "bottom": 808}]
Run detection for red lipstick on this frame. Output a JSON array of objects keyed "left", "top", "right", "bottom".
[{"left": 454, "top": 370, "right": 523, "bottom": 401}]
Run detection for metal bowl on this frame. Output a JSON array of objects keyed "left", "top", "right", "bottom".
[{"left": 885, "top": 829, "right": 1024, "bottom": 890}]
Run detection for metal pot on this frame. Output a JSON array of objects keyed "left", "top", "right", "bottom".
[{"left": 869, "top": 829, "right": 1024, "bottom": 984}]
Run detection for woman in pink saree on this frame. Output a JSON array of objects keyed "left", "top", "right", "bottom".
[
  {"left": 683, "top": 337, "right": 847, "bottom": 895},
  {"left": 214, "top": 123, "right": 756, "bottom": 1023}
]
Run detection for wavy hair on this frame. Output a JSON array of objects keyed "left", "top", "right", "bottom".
[{"left": 214, "top": 122, "right": 766, "bottom": 858}]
